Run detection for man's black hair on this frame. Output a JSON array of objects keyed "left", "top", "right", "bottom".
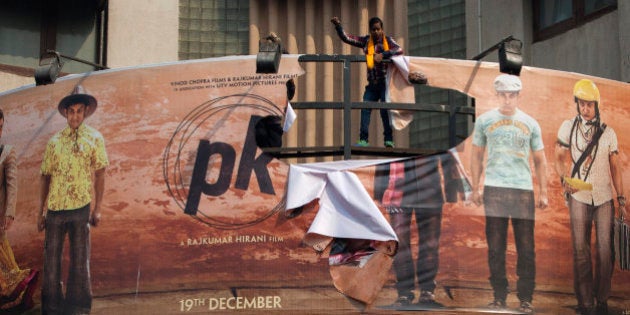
[{"left": 369, "top": 17, "right": 383, "bottom": 29}]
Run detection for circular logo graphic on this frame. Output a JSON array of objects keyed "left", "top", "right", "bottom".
[{"left": 163, "top": 93, "right": 287, "bottom": 229}]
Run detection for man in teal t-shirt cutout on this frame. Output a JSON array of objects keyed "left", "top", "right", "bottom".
[{"left": 470, "top": 74, "right": 548, "bottom": 314}]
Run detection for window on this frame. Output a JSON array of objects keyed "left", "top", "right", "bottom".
[
  {"left": 179, "top": 0, "right": 249, "bottom": 60},
  {"left": 533, "top": 0, "right": 617, "bottom": 41},
  {"left": 0, "top": 0, "right": 107, "bottom": 73}
]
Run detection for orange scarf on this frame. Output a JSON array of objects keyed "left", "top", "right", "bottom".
[{"left": 366, "top": 34, "right": 389, "bottom": 69}]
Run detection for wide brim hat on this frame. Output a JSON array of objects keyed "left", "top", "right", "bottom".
[{"left": 58, "top": 84, "right": 97, "bottom": 118}]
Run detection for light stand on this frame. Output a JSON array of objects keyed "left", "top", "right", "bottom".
[
  {"left": 34, "top": 49, "right": 109, "bottom": 86},
  {"left": 472, "top": 35, "right": 523, "bottom": 76}
]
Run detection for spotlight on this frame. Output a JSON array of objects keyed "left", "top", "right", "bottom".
[
  {"left": 256, "top": 39, "right": 281, "bottom": 74},
  {"left": 472, "top": 35, "right": 523, "bottom": 76},
  {"left": 499, "top": 38, "right": 523, "bottom": 75},
  {"left": 34, "top": 49, "right": 109, "bottom": 86},
  {"left": 35, "top": 52, "right": 63, "bottom": 86}
]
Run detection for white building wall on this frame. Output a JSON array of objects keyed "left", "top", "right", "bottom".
[
  {"left": 107, "top": 0, "right": 179, "bottom": 68},
  {"left": 0, "top": 73, "right": 33, "bottom": 92}
]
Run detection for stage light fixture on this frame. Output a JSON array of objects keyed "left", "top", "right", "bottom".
[
  {"left": 256, "top": 39, "right": 281, "bottom": 74},
  {"left": 35, "top": 52, "right": 63, "bottom": 86},
  {"left": 472, "top": 35, "right": 523, "bottom": 76},
  {"left": 499, "top": 38, "right": 523, "bottom": 75},
  {"left": 34, "top": 49, "right": 109, "bottom": 86}
]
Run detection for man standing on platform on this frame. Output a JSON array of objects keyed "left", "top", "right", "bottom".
[{"left": 330, "top": 15, "right": 403, "bottom": 148}]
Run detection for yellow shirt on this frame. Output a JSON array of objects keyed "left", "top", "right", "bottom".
[{"left": 41, "top": 124, "right": 109, "bottom": 211}]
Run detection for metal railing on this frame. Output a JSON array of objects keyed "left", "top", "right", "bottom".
[{"left": 263, "top": 54, "right": 475, "bottom": 160}]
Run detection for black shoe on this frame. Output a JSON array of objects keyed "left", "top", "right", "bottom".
[
  {"left": 595, "top": 302, "right": 608, "bottom": 315},
  {"left": 518, "top": 301, "right": 535, "bottom": 314},
  {"left": 391, "top": 295, "right": 413, "bottom": 307},
  {"left": 417, "top": 290, "right": 443, "bottom": 308},
  {"left": 487, "top": 299, "right": 507, "bottom": 309}
]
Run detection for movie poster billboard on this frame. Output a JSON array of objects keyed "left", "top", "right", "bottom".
[{"left": 0, "top": 55, "right": 629, "bottom": 314}]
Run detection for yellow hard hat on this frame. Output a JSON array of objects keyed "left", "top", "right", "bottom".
[{"left": 573, "top": 79, "right": 600, "bottom": 105}]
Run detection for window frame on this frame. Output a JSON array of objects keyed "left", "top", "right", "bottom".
[
  {"left": 532, "top": 0, "right": 617, "bottom": 42},
  {"left": 38, "top": 0, "right": 108, "bottom": 70}
]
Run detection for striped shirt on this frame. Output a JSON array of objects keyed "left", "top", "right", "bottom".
[{"left": 334, "top": 25, "right": 403, "bottom": 84}]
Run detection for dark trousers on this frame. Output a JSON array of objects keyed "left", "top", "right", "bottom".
[
  {"left": 483, "top": 186, "right": 536, "bottom": 303},
  {"left": 360, "top": 83, "right": 393, "bottom": 142},
  {"left": 390, "top": 207, "right": 443, "bottom": 297},
  {"left": 42, "top": 204, "right": 92, "bottom": 315},
  {"left": 568, "top": 198, "right": 614, "bottom": 308}
]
